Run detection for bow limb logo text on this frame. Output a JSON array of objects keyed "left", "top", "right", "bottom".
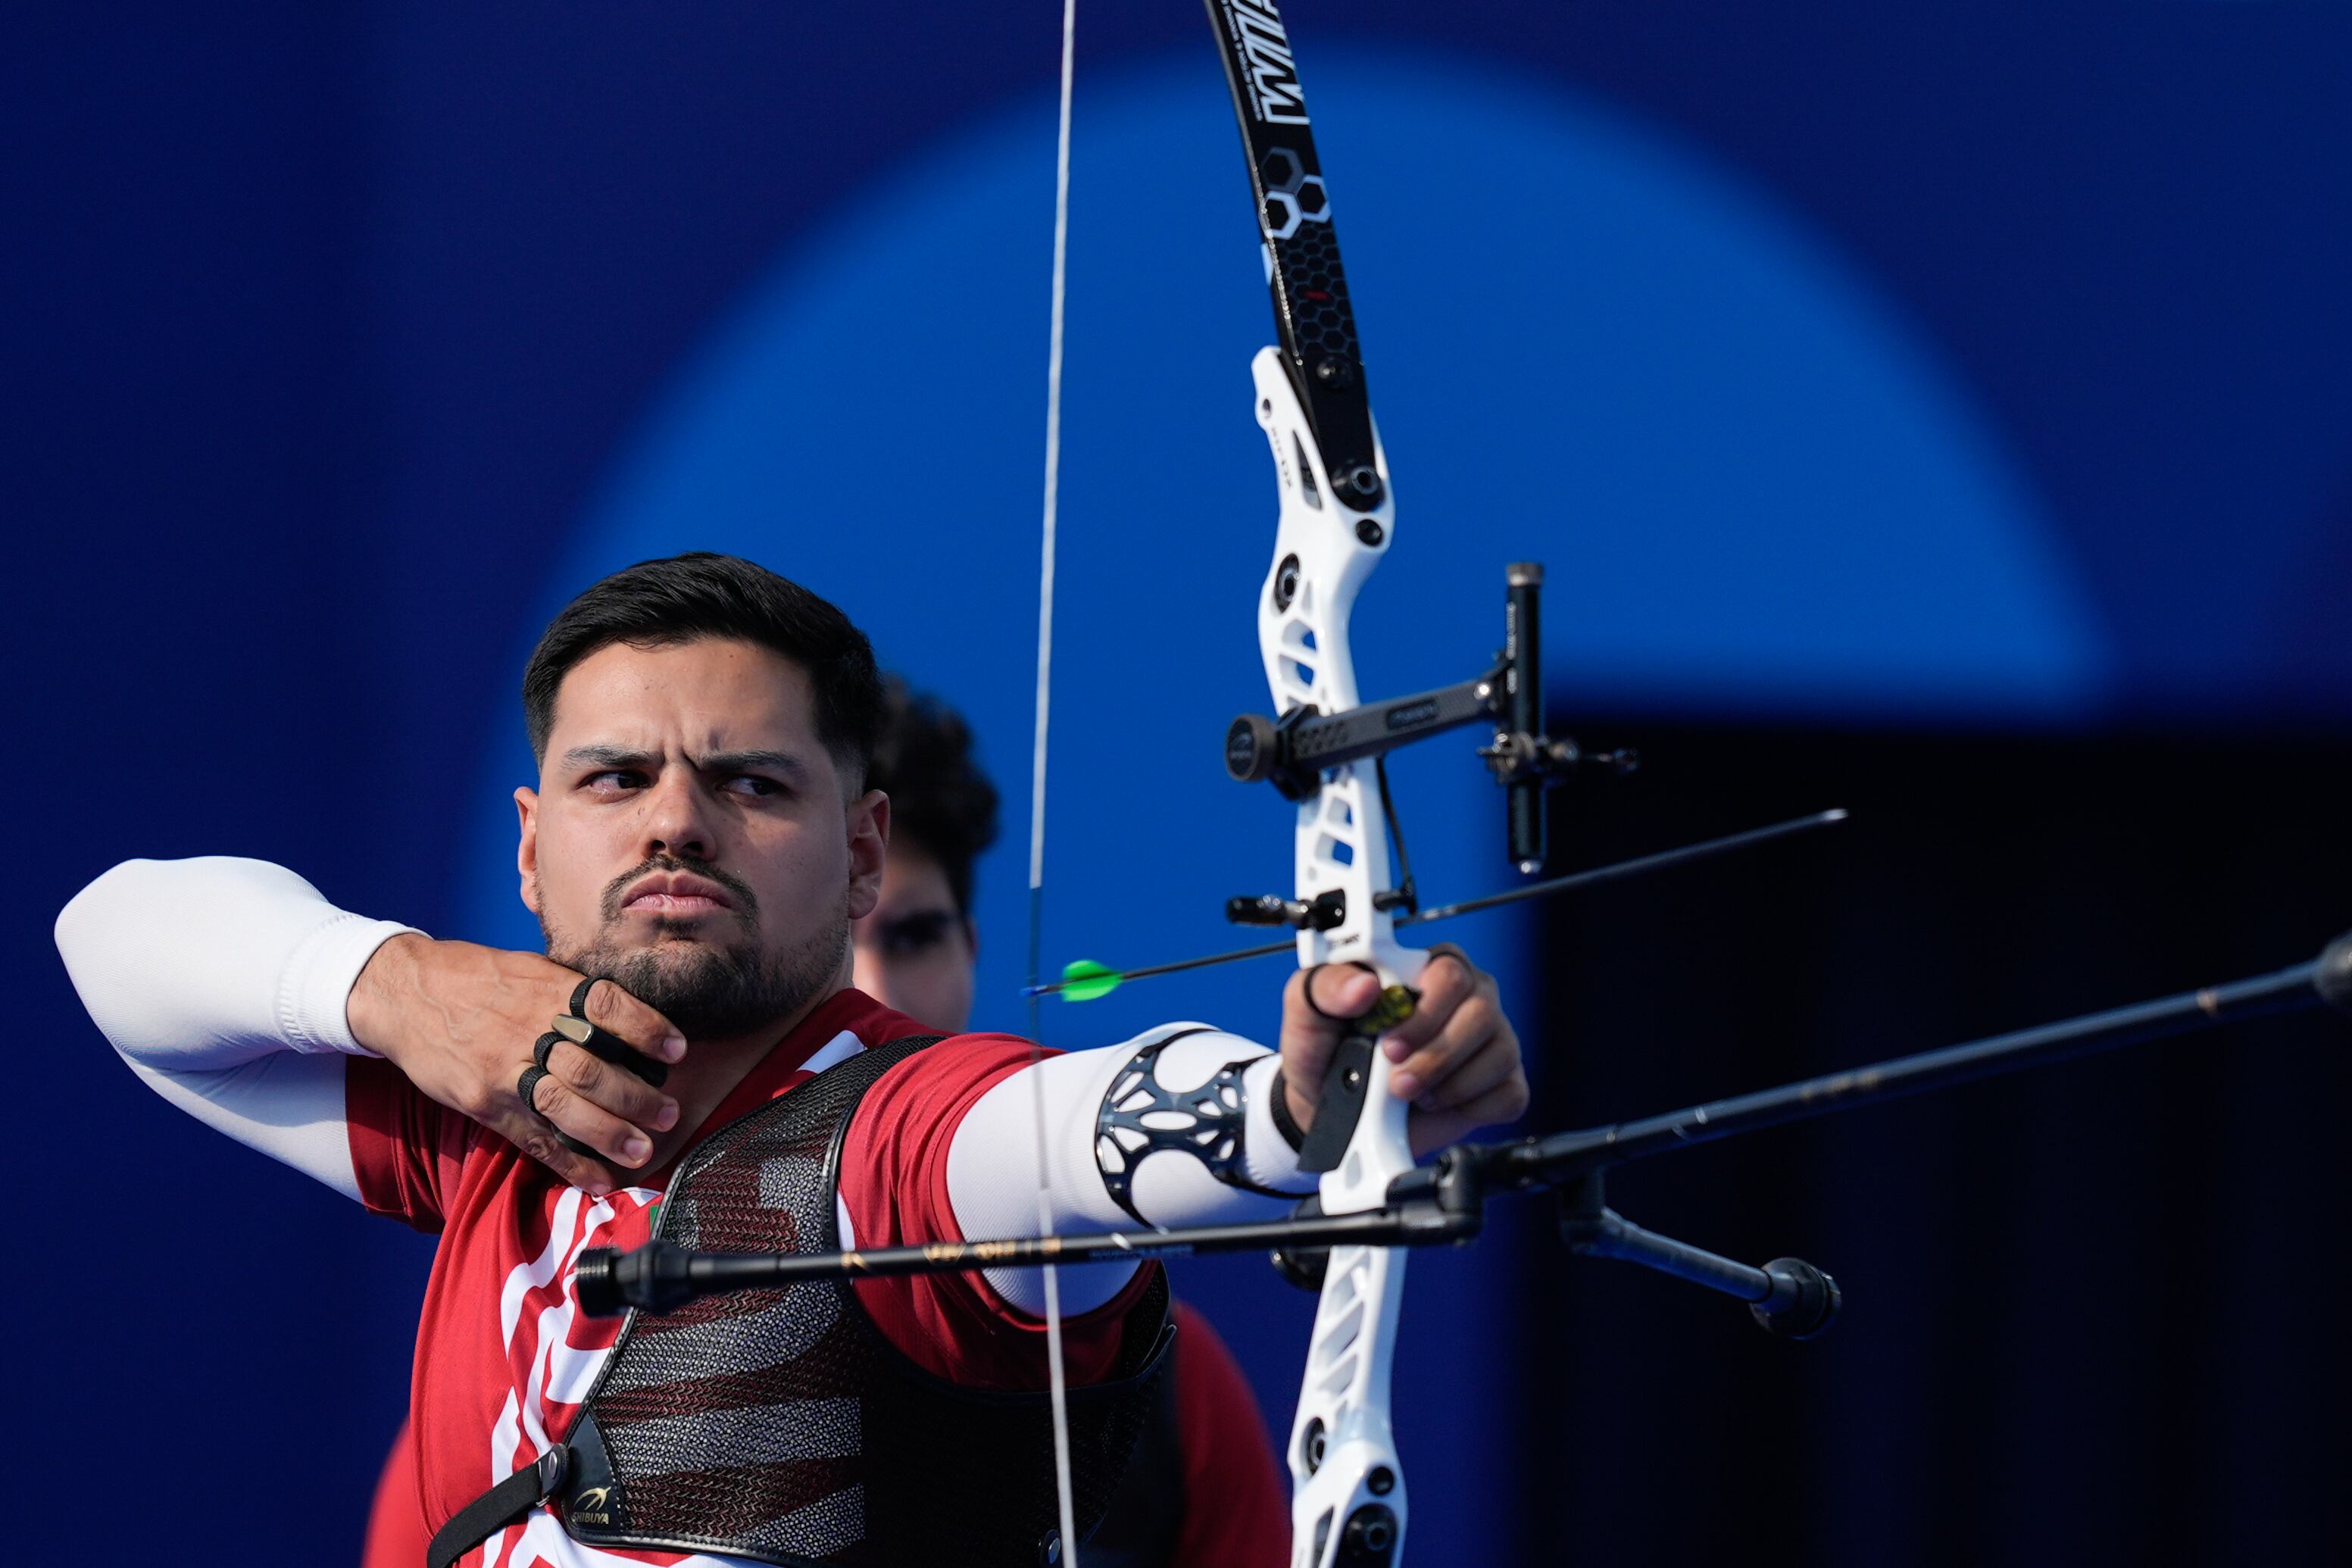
[{"left": 1218, "top": 0, "right": 1308, "bottom": 124}]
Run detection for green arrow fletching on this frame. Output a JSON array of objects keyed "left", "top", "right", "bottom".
[{"left": 1055, "top": 960, "right": 1123, "bottom": 1002}]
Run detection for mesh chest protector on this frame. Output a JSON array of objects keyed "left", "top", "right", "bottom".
[{"left": 550, "top": 1034, "right": 1175, "bottom": 1568}]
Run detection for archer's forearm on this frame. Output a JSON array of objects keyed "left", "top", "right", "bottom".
[{"left": 945, "top": 1024, "right": 1313, "bottom": 1314}]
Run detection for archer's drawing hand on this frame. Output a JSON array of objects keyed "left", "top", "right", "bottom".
[
  {"left": 1278, "top": 948, "right": 1530, "bottom": 1157},
  {"left": 347, "top": 933, "right": 686, "bottom": 1194}
]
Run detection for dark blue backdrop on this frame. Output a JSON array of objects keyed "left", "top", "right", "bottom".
[{"left": 10, "top": 4, "right": 2350, "bottom": 1563}]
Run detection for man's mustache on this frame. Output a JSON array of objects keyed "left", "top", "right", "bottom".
[{"left": 598, "top": 854, "right": 761, "bottom": 924}]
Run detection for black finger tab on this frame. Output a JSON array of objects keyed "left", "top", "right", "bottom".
[
  {"left": 553, "top": 1012, "right": 668, "bottom": 1088},
  {"left": 518, "top": 1063, "right": 608, "bottom": 1168}
]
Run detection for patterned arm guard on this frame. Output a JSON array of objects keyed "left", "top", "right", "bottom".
[{"left": 1095, "top": 1026, "right": 1307, "bottom": 1225}]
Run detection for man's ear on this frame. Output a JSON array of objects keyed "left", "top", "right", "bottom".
[
  {"left": 515, "top": 785, "right": 543, "bottom": 914},
  {"left": 846, "top": 788, "right": 890, "bottom": 921}
]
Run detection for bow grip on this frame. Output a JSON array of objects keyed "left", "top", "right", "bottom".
[{"left": 1296, "top": 981, "right": 1420, "bottom": 1174}]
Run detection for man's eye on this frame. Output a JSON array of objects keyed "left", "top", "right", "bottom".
[
  {"left": 881, "top": 911, "right": 955, "bottom": 956},
  {"left": 585, "top": 770, "right": 645, "bottom": 792},
  {"left": 724, "top": 775, "right": 783, "bottom": 798}
]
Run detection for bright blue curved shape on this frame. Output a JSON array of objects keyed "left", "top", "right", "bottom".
[
  {"left": 452, "top": 47, "right": 2117, "bottom": 1563},
  {"left": 458, "top": 40, "right": 2113, "bottom": 931}
]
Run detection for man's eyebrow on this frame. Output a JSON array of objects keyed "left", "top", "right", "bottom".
[
  {"left": 561, "top": 744, "right": 658, "bottom": 773},
  {"left": 556, "top": 745, "right": 813, "bottom": 784},
  {"left": 696, "top": 748, "right": 814, "bottom": 782}
]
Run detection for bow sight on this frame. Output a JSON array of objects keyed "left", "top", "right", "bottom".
[
  {"left": 1044, "top": 564, "right": 1750, "bottom": 1006},
  {"left": 1223, "top": 561, "right": 1635, "bottom": 902},
  {"left": 1039, "top": 560, "right": 1782, "bottom": 1004}
]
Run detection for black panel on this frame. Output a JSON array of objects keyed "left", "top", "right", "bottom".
[{"left": 1515, "top": 721, "right": 2352, "bottom": 1565}]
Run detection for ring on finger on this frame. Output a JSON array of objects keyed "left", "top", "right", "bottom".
[
  {"left": 518, "top": 1063, "right": 610, "bottom": 1165},
  {"left": 551, "top": 1011, "right": 667, "bottom": 1088},
  {"left": 1301, "top": 961, "right": 1381, "bottom": 1023},
  {"left": 1423, "top": 942, "right": 1473, "bottom": 976}
]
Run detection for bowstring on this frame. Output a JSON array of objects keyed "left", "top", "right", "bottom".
[{"left": 1025, "top": 0, "right": 1082, "bottom": 1558}]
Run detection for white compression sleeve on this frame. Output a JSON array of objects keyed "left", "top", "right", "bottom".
[
  {"left": 946, "top": 1023, "right": 1314, "bottom": 1316},
  {"left": 55, "top": 857, "right": 420, "bottom": 1201}
]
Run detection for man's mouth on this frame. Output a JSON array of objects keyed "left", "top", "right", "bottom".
[{"left": 618, "top": 872, "right": 736, "bottom": 918}]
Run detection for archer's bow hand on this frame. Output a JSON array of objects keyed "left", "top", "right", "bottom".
[{"left": 1278, "top": 949, "right": 1530, "bottom": 1158}]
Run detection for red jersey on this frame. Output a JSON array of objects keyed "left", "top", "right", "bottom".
[
  {"left": 364, "top": 1302, "right": 1287, "bottom": 1568},
  {"left": 348, "top": 987, "right": 1285, "bottom": 1566}
]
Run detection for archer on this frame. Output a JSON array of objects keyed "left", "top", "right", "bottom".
[
  {"left": 348, "top": 671, "right": 1295, "bottom": 1566},
  {"left": 57, "top": 551, "right": 1529, "bottom": 1567}
]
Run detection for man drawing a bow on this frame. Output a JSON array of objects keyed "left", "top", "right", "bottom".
[{"left": 58, "top": 552, "right": 1529, "bottom": 1567}]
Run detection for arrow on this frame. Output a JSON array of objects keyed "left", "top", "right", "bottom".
[{"left": 1028, "top": 807, "right": 1850, "bottom": 1000}]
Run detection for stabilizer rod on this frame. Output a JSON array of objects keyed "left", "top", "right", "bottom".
[
  {"left": 575, "top": 1162, "right": 1485, "bottom": 1319},
  {"left": 1499, "top": 929, "right": 2352, "bottom": 1188},
  {"left": 577, "top": 930, "right": 2352, "bottom": 1325},
  {"left": 1556, "top": 1168, "right": 1841, "bottom": 1338}
]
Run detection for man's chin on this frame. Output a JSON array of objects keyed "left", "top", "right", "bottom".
[
  {"left": 608, "top": 932, "right": 735, "bottom": 979},
  {"left": 546, "top": 925, "right": 731, "bottom": 987},
  {"left": 545, "top": 908, "right": 848, "bottom": 1043}
]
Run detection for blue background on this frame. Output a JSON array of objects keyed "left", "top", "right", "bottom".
[{"left": 9, "top": 3, "right": 2350, "bottom": 1563}]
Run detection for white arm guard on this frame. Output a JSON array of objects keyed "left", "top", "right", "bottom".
[
  {"left": 55, "top": 857, "right": 420, "bottom": 1200},
  {"left": 946, "top": 1023, "right": 1314, "bottom": 1315}
]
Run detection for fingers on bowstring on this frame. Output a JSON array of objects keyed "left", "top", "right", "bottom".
[
  {"left": 527, "top": 1070, "right": 657, "bottom": 1176},
  {"left": 498, "top": 1101, "right": 625, "bottom": 1197},
  {"left": 574, "top": 974, "right": 689, "bottom": 1066},
  {"left": 548, "top": 1036, "right": 680, "bottom": 1135}
]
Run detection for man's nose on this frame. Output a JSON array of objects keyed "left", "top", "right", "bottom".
[{"left": 639, "top": 767, "right": 717, "bottom": 861}]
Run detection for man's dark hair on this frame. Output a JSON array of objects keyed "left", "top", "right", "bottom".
[
  {"left": 523, "top": 552, "right": 886, "bottom": 779},
  {"left": 867, "top": 679, "right": 1001, "bottom": 917}
]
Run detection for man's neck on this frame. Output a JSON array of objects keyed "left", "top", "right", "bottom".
[{"left": 629, "top": 973, "right": 851, "bottom": 1179}]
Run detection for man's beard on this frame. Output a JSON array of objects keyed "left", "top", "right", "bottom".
[{"left": 540, "top": 853, "right": 848, "bottom": 1040}]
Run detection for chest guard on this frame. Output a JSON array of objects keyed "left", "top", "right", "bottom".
[{"left": 560, "top": 1034, "right": 1175, "bottom": 1568}]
